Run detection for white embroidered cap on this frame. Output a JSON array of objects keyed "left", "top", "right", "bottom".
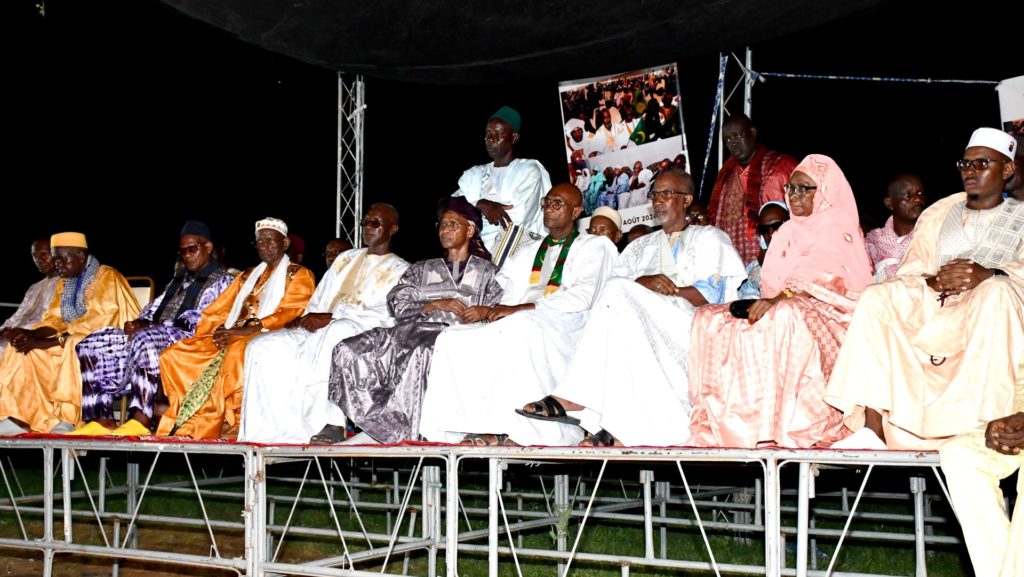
[
  {"left": 591, "top": 206, "right": 622, "bottom": 231},
  {"left": 966, "top": 128, "right": 1016, "bottom": 160},
  {"left": 255, "top": 217, "right": 288, "bottom": 236}
]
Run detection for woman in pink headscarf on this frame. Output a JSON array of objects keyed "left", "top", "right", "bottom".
[{"left": 688, "top": 155, "right": 873, "bottom": 448}]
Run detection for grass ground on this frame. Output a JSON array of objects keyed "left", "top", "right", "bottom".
[{"left": 0, "top": 451, "right": 980, "bottom": 576}]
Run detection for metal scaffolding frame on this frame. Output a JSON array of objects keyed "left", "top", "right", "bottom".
[
  {"left": 0, "top": 439, "right": 975, "bottom": 577},
  {"left": 336, "top": 73, "right": 366, "bottom": 248}
]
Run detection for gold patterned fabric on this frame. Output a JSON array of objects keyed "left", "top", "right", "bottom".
[{"left": 0, "top": 266, "right": 139, "bottom": 432}]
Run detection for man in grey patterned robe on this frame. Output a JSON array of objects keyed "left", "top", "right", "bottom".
[{"left": 328, "top": 197, "right": 502, "bottom": 443}]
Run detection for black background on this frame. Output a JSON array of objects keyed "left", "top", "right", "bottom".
[{"left": 5, "top": 0, "right": 1019, "bottom": 309}]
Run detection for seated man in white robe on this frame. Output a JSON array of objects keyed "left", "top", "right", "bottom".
[
  {"left": 518, "top": 169, "right": 746, "bottom": 446},
  {"left": 452, "top": 106, "right": 552, "bottom": 262},
  {"left": 939, "top": 364, "right": 1022, "bottom": 577},
  {"left": 238, "top": 204, "right": 409, "bottom": 444},
  {"left": 0, "top": 237, "right": 60, "bottom": 363},
  {"left": 419, "top": 183, "right": 618, "bottom": 446}
]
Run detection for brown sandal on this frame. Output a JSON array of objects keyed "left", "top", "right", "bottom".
[{"left": 459, "top": 433, "right": 518, "bottom": 446}]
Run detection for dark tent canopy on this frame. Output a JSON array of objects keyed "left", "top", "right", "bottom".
[{"left": 159, "top": 0, "right": 888, "bottom": 82}]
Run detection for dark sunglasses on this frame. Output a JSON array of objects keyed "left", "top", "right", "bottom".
[{"left": 756, "top": 221, "right": 785, "bottom": 236}]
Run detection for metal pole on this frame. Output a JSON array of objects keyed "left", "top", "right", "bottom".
[
  {"left": 126, "top": 460, "right": 139, "bottom": 550},
  {"left": 488, "top": 458, "right": 501, "bottom": 577},
  {"left": 640, "top": 470, "right": 654, "bottom": 559},
  {"left": 62, "top": 449, "right": 72, "bottom": 543},
  {"left": 445, "top": 455, "right": 459, "bottom": 577},
  {"left": 335, "top": 73, "right": 344, "bottom": 240},
  {"left": 744, "top": 47, "right": 753, "bottom": 119},
  {"left": 250, "top": 450, "right": 265, "bottom": 577},
  {"left": 796, "top": 462, "right": 811, "bottom": 577},
  {"left": 911, "top": 476, "right": 927, "bottom": 577},
  {"left": 422, "top": 465, "right": 441, "bottom": 577},
  {"left": 43, "top": 446, "right": 54, "bottom": 577},
  {"left": 354, "top": 75, "right": 366, "bottom": 249},
  {"left": 655, "top": 481, "right": 669, "bottom": 559},
  {"left": 555, "top": 474, "right": 569, "bottom": 577},
  {"left": 763, "top": 457, "right": 780, "bottom": 577},
  {"left": 98, "top": 457, "right": 107, "bottom": 513}
]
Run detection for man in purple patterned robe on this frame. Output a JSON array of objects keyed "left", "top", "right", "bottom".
[{"left": 70, "top": 221, "right": 234, "bottom": 436}]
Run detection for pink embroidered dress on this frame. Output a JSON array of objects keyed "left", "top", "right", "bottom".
[{"left": 688, "top": 155, "right": 873, "bottom": 448}]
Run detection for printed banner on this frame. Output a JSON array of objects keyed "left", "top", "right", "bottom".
[
  {"left": 996, "top": 75, "right": 1024, "bottom": 137},
  {"left": 559, "top": 63, "right": 690, "bottom": 232}
]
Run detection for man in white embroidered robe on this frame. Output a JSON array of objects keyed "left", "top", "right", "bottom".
[
  {"left": 452, "top": 106, "right": 552, "bottom": 253},
  {"left": 419, "top": 184, "right": 617, "bottom": 445},
  {"left": 239, "top": 204, "right": 409, "bottom": 444},
  {"left": 826, "top": 128, "right": 1024, "bottom": 450},
  {"left": 519, "top": 170, "right": 746, "bottom": 446}
]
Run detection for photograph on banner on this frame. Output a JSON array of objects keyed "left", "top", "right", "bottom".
[
  {"left": 997, "top": 75, "right": 1023, "bottom": 137},
  {"left": 559, "top": 63, "right": 690, "bottom": 231}
]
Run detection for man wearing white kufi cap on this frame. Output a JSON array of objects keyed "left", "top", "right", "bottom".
[
  {"left": 586, "top": 206, "right": 623, "bottom": 246},
  {"left": 156, "top": 217, "right": 316, "bottom": 439},
  {"left": 0, "top": 233, "right": 139, "bottom": 435},
  {"left": 827, "top": 128, "right": 1023, "bottom": 454}
]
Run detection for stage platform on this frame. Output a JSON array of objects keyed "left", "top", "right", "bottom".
[{"left": 0, "top": 437, "right": 974, "bottom": 577}]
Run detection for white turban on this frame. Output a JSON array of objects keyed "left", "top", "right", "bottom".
[{"left": 564, "top": 118, "right": 586, "bottom": 138}]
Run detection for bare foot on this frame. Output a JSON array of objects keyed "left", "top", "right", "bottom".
[{"left": 865, "top": 408, "right": 886, "bottom": 445}]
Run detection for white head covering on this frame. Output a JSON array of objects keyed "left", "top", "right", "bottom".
[
  {"left": 591, "top": 206, "right": 622, "bottom": 231},
  {"left": 564, "top": 118, "right": 585, "bottom": 137},
  {"left": 255, "top": 217, "right": 288, "bottom": 236},
  {"left": 966, "top": 128, "right": 1016, "bottom": 160},
  {"left": 759, "top": 200, "right": 790, "bottom": 215}
]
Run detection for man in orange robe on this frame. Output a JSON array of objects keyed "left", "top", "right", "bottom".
[{"left": 156, "top": 218, "right": 315, "bottom": 439}]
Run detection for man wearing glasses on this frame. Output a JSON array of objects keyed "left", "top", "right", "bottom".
[
  {"left": 827, "top": 127, "right": 1023, "bottom": 458},
  {"left": 517, "top": 169, "right": 746, "bottom": 446},
  {"left": 156, "top": 217, "right": 316, "bottom": 439},
  {"left": 239, "top": 205, "right": 409, "bottom": 444},
  {"left": 71, "top": 221, "right": 234, "bottom": 436},
  {"left": 452, "top": 106, "right": 552, "bottom": 265},
  {"left": 419, "top": 184, "right": 617, "bottom": 446},
  {"left": 707, "top": 114, "right": 798, "bottom": 266},
  {"left": 864, "top": 174, "right": 927, "bottom": 281}
]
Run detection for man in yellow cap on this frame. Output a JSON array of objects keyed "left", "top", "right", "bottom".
[{"left": 0, "top": 233, "right": 139, "bottom": 434}]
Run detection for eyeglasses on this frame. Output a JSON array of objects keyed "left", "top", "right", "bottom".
[
  {"left": 178, "top": 245, "right": 202, "bottom": 256},
  {"left": 360, "top": 217, "right": 385, "bottom": 228},
  {"left": 252, "top": 238, "right": 281, "bottom": 247},
  {"left": 647, "top": 190, "right": 694, "bottom": 201},
  {"left": 956, "top": 158, "right": 1006, "bottom": 172},
  {"left": 685, "top": 213, "right": 711, "bottom": 224},
  {"left": 784, "top": 184, "right": 817, "bottom": 198},
  {"left": 436, "top": 220, "right": 466, "bottom": 231},
  {"left": 541, "top": 198, "right": 575, "bottom": 210},
  {"left": 587, "top": 226, "right": 615, "bottom": 235},
  {"left": 756, "top": 221, "right": 786, "bottom": 236}
]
